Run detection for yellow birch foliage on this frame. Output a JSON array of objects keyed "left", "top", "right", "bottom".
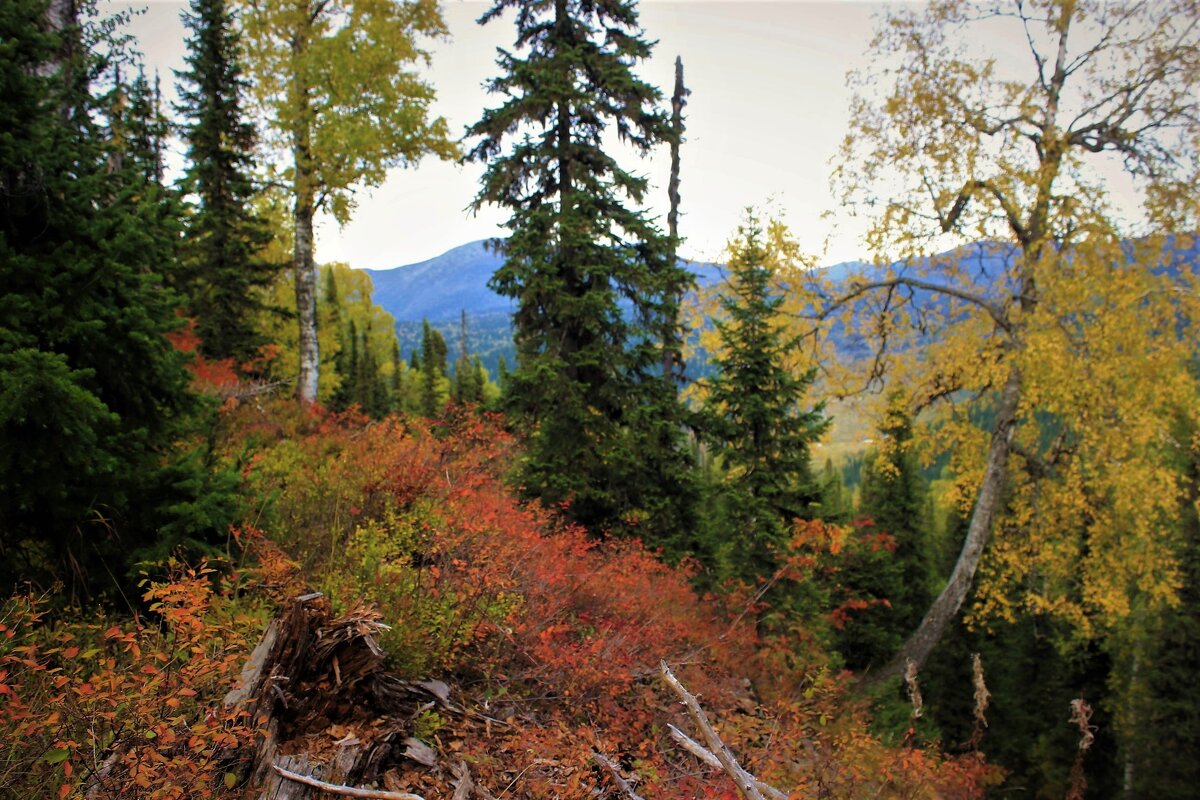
[{"left": 813, "top": 0, "right": 1200, "bottom": 644}]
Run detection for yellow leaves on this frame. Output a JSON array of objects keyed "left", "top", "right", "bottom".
[{"left": 239, "top": 0, "right": 458, "bottom": 223}]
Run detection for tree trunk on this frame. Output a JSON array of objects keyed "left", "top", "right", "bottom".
[
  {"left": 291, "top": 23, "right": 319, "bottom": 404},
  {"left": 667, "top": 56, "right": 685, "bottom": 247},
  {"left": 663, "top": 55, "right": 687, "bottom": 381},
  {"left": 866, "top": 366, "right": 1023, "bottom": 685},
  {"left": 293, "top": 190, "right": 318, "bottom": 402},
  {"left": 40, "top": 0, "right": 75, "bottom": 77}
]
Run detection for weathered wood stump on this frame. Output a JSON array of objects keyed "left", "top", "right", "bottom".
[{"left": 226, "top": 594, "right": 455, "bottom": 799}]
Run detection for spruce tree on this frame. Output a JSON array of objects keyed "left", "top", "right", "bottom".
[
  {"left": 858, "top": 400, "right": 934, "bottom": 625},
  {"left": 389, "top": 338, "right": 403, "bottom": 410},
  {"left": 467, "top": 0, "right": 696, "bottom": 542},
  {"left": 837, "top": 398, "right": 934, "bottom": 669},
  {"left": 175, "top": 0, "right": 276, "bottom": 364},
  {"left": 0, "top": 1, "right": 234, "bottom": 595},
  {"left": 418, "top": 320, "right": 445, "bottom": 417},
  {"left": 451, "top": 310, "right": 474, "bottom": 404},
  {"left": 325, "top": 266, "right": 351, "bottom": 408},
  {"left": 695, "top": 215, "right": 827, "bottom": 578},
  {"left": 1120, "top": 413, "right": 1200, "bottom": 798},
  {"left": 358, "top": 317, "right": 387, "bottom": 418},
  {"left": 342, "top": 320, "right": 360, "bottom": 409}
]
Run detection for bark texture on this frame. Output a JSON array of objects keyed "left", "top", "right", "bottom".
[{"left": 867, "top": 367, "right": 1022, "bottom": 685}]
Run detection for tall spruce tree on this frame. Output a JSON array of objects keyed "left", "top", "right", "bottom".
[
  {"left": 175, "top": 0, "right": 276, "bottom": 364},
  {"left": 467, "top": 0, "right": 696, "bottom": 542},
  {"left": 0, "top": 0, "right": 235, "bottom": 596},
  {"left": 695, "top": 215, "right": 827, "bottom": 578}
]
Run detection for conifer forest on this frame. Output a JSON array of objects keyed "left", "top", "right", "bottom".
[{"left": 3, "top": 0, "right": 1200, "bottom": 797}]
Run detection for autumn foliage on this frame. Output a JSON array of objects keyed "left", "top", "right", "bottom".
[
  {"left": 0, "top": 565, "right": 261, "bottom": 798},
  {"left": 2, "top": 402, "right": 999, "bottom": 798}
]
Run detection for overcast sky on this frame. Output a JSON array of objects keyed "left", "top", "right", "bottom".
[{"left": 110, "top": 1, "right": 903, "bottom": 268}]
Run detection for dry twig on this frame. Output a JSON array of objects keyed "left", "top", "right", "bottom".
[
  {"left": 660, "top": 661, "right": 786, "bottom": 800},
  {"left": 593, "top": 751, "right": 647, "bottom": 800},
  {"left": 272, "top": 763, "right": 425, "bottom": 800},
  {"left": 666, "top": 724, "right": 788, "bottom": 800}
]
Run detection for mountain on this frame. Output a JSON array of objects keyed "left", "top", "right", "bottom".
[
  {"left": 366, "top": 239, "right": 726, "bottom": 324},
  {"left": 368, "top": 240, "right": 724, "bottom": 378},
  {"left": 364, "top": 241, "right": 512, "bottom": 322},
  {"left": 368, "top": 236, "right": 1200, "bottom": 380}
]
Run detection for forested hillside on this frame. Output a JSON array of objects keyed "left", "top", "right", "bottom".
[{"left": 3, "top": 1, "right": 1199, "bottom": 799}]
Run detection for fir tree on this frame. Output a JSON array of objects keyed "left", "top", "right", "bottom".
[
  {"left": 467, "top": 0, "right": 696, "bottom": 542},
  {"left": 175, "top": 0, "right": 276, "bottom": 363},
  {"left": 695, "top": 215, "right": 827, "bottom": 578},
  {"left": 0, "top": 1, "right": 235, "bottom": 596}
]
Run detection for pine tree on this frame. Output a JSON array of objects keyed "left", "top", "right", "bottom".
[
  {"left": 175, "top": 0, "right": 276, "bottom": 364},
  {"left": 0, "top": 1, "right": 235, "bottom": 596},
  {"left": 467, "top": 0, "right": 696, "bottom": 541},
  {"left": 695, "top": 215, "right": 827, "bottom": 578}
]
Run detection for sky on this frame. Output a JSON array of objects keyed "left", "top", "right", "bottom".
[{"left": 110, "top": 1, "right": 899, "bottom": 269}]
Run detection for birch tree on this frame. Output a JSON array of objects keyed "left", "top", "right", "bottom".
[
  {"left": 825, "top": 0, "right": 1200, "bottom": 681},
  {"left": 241, "top": 0, "right": 457, "bottom": 402}
]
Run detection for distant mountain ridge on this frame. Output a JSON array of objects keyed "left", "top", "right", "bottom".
[
  {"left": 368, "top": 236, "right": 1200, "bottom": 379},
  {"left": 364, "top": 241, "right": 511, "bottom": 322},
  {"left": 365, "top": 239, "right": 726, "bottom": 324},
  {"left": 368, "top": 241, "right": 727, "bottom": 378}
]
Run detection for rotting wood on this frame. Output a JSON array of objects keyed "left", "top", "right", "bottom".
[
  {"left": 225, "top": 593, "right": 463, "bottom": 798},
  {"left": 451, "top": 760, "right": 475, "bottom": 800}
]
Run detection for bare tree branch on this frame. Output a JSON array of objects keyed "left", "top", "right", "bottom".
[
  {"left": 941, "top": 179, "right": 1028, "bottom": 245},
  {"left": 593, "top": 752, "right": 647, "bottom": 800},
  {"left": 272, "top": 764, "right": 426, "bottom": 800},
  {"left": 660, "top": 661, "right": 781, "bottom": 800},
  {"left": 826, "top": 276, "right": 1010, "bottom": 333},
  {"left": 666, "top": 725, "right": 789, "bottom": 800}
]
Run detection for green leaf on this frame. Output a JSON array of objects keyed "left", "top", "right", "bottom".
[
  {"left": 224, "top": 771, "right": 239, "bottom": 789},
  {"left": 44, "top": 748, "right": 70, "bottom": 765}
]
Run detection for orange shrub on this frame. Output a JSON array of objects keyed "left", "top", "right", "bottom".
[
  {"left": 227, "top": 404, "right": 999, "bottom": 799},
  {"left": 0, "top": 564, "right": 260, "bottom": 799}
]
